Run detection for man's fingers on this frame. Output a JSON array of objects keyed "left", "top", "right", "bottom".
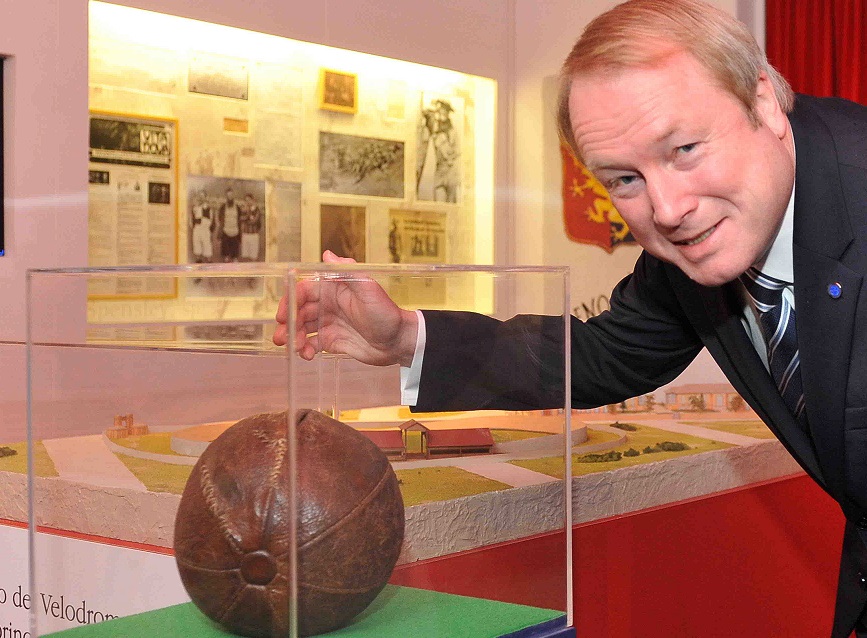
[
  {"left": 273, "top": 323, "right": 287, "bottom": 346},
  {"left": 295, "top": 332, "right": 322, "bottom": 361},
  {"left": 275, "top": 292, "right": 288, "bottom": 323},
  {"left": 296, "top": 303, "right": 325, "bottom": 331},
  {"left": 323, "top": 250, "right": 356, "bottom": 264}
]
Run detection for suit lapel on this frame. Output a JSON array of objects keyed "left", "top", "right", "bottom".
[
  {"left": 669, "top": 267, "right": 826, "bottom": 487},
  {"left": 789, "top": 97, "right": 860, "bottom": 499},
  {"left": 794, "top": 251, "right": 861, "bottom": 498}
]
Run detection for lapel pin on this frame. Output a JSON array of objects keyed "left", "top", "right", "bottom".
[{"left": 828, "top": 282, "right": 842, "bottom": 299}]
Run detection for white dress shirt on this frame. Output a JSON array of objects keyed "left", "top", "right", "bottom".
[{"left": 740, "top": 162, "right": 797, "bottom": 372}]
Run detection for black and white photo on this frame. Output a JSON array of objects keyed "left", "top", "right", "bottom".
[
  {"left": 319, "top": 132, "right": 404, "bottom": 198},
  {"left": 416, "top": 94, "right": 463, "bottom": 203},
  {"left": 320, "top": 204, "right": 366, "bottom": 262},
  {"left": 186, "top": 175, "right": 266, "bottom": 297}
]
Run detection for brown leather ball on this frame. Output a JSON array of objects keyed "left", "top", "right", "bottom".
[{"left": 173, "top": 409, "right": 405, "bottom": 637}]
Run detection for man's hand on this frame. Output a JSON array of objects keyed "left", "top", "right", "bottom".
[{"left": 273, "top": 251, "right": 419, "bottom": 367}]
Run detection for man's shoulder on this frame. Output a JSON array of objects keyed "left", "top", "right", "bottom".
[
  {"left": 792, "top": 94, "right": 867, "bottom": 139},
  {"left": 794, "top": 93, "right": 867, "bottom": 120},
  {"left": 792, "top": 94, "right": 867, "bottom": 170}
]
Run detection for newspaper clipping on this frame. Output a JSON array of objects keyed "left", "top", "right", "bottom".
[{"left": 88, "top": 113, "right": 177, "bottom": 297}]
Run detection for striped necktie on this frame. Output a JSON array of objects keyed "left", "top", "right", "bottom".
[{"left": 740, "top": 267, "right": 807, "bottom": 427}]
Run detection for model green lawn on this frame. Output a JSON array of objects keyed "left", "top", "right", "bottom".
[
  {"left": 27, "top": 424, "right": 743, "bottom": 504},
  {"left": 394, "top": 466, "right": 511, "bottom": 506},
  {"left": 116, "top": 455, "right": 194, "bottom": 493},
  {"left": 115, "top": 450, "right": 510, "bottom": 505},
  {"left": 0, "top": 441, "right": 58, "bottom": 476},
  {"left": 684, "top": 420, "right": 775, "bottom": 439},
  {"left": 510, "top": 424, "right": 734, "bottom": 478},
  {"left": 111, "top": 431, "right": 517, "bottom": 504},
  {"left": 111, "top": 432, "right": 183, "bottom": 455}
]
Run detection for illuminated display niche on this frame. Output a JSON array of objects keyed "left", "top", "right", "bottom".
[{"left": 86, "top": 1, "right": 496, "bottom": 339}]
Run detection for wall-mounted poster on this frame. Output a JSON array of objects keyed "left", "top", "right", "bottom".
[
  {"left": 388, "top": 209, "right": 446, "bottom": 264},
  {"left": 385, "top": 208, "right": 448, "bottom": 307},
  {"left": 87, "top": 112, "right": 177, "bottom": 298},
  {"left": 416, "top": 94, "right": 463, "bottom": 203},
  {"left": 319, "top": 132, "right": 404, "bottom": 198},
  {"left": 320, "top": 204, "right": 366, "bottom": 262},
  {"left": 319, "top": 69, "right": 357, "bottom": 114},
  {"left": 188, "top": 52, "right": 249, "bottom": 100}
]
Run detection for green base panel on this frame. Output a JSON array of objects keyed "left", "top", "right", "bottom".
[{"left": 45, "top": 584, "right": 565, "bottom": 638}]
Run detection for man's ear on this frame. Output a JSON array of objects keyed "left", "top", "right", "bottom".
[{"left": 754, "top": 72, "right": 788, "bottom": 139}]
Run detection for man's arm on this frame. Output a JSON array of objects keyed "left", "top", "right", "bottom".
[{"left": 412, "top": 252, "right": 703, "bottom": 412}]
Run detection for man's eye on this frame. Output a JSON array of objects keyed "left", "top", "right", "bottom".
[
  {"left": 611, "top": 175, "right": 637, "bottom": 188},
  {"left": 677, "top": 143, "right": 698, "bottom": 154}
]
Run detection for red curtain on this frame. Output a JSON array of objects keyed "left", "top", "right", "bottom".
[{"left": 766, "top": 0, "right": 867, "bottom": 104}]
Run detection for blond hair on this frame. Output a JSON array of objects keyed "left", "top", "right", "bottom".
[{"left": 557, "top": 0, "right": 794, "bottom": 160}]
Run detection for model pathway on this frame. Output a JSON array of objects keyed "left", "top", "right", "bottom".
[
  {"left": 446, "top": 458, "right": 558, "bottom": 487},
  {"left": 42, "top": 435, "right": 148, "bottom": 491}
]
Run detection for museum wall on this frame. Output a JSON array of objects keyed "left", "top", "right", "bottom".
[
  {"left": 0, "top": 0, "right": 765, "bottom": 412},
  {"left": 0, "top": 0, "right": 515, "bottom": 420}
]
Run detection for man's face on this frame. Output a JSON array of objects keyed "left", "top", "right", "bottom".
[
  {"left": 569, "top": 51, "right": 795, "bottom": 287},
  {"left": 226, "top": 190, "right": 234, "bottom": 203}
]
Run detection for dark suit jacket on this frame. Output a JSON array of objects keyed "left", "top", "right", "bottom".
[{"left": 415, "top": 94, "right": 867, "bottom": 636}]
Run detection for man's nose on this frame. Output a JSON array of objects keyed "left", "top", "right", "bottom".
[{"left": 647, "top": 171, "right": 698, "bottom": 229}]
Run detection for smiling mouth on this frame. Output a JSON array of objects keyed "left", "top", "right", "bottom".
[{"left": 675, "top": 224, "right": 717, "bottom": 246}]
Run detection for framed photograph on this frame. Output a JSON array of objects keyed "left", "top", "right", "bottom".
[
  {"left": 320, "top": 204, "right": 366, "bottom": 262},
  {"left": 319, "top": 132, "right": 404, "bottom": 198},
  {"left": 319, "top": 69, "right": 357, "bottom": 114}
]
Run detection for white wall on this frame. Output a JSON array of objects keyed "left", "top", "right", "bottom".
[
  {"left": 0, "top": 0, "right": 766, "bottom": 420},
  {"left": 0, "top": 0, "right": 515, "bottom": 343},
  {"left": 0, "top": 0, "right": 515, "bottom": 422}
]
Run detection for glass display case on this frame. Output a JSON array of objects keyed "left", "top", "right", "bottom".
[{"left": 26, "top": 263, "right": 574, "bottom": 637}]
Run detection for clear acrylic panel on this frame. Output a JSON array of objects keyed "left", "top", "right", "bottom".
[
  {"left": 26, "top": 263, "right": 572, "bottom": 638},
  {"left": 285, "top": 263, "right": 573, "bottom": 638}
]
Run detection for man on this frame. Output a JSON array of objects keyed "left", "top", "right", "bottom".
[
  {"left": 240, "top": 193, "right": 262, "bottom": 262},
  {"left": 217, "top": 188, "right": 241, "bottom": 262},
  {"left": 430, "top": 99, "right": 460, "bottom": 203},
  {"left": 190, "top": 189, "right": 213, "bottom": 264},
  {"left": 275, "top": 1, "right": 867, "bottom": 634}
]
